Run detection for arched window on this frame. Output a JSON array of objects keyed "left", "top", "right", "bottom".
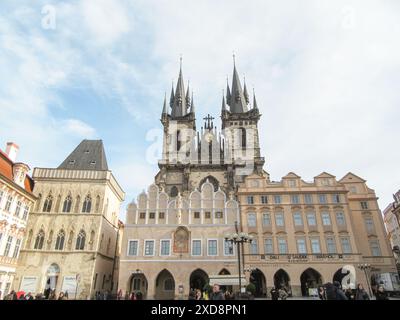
[
  {"left": 74, "top": 195, "right": 81, "bottom": 213},
  {"left": 164, "top": 278, "right": 175, "bottom": 291},
  {"left": 82, "top": 195, "right": 92, "bottom": 213},
  {"left": 42, "top": 194, "right": 53, "bottom": 212},
  {"left": 62, "top": 195, "right": 72, "bottom": 213},
  {"left": 239, "top": 127, "right": 246, "bottom": 149},
  {"left": 76, "top": 230, "right": 86, "bottom": 250},
  {"left": 95, "top": 195, "right": 100, "bottom": 213},
  {"left": 55, "top": 230, "right": 65, "bottom": 250},
  {"left": 170, "top": 186, "right": 178, "bottom": 198},
  {"left": 176, "top": 130, "right": 181, "bottom": 151},
  {"left": 34, "top": 230, "right": 45, "bottom": 249}
]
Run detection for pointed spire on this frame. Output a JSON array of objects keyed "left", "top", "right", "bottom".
[
  {"left": 171, "top": 57, "right": 186, "bottom": 117},
  {"left": 190, "top": 91, "right": 195, "bottom": 114},
  {"left": 186, "top": 82, "right": 191, "bottom": 109},
  {"left": 253, "top": 88, "right": 258, "bottom": 110},
  {"left": 162, "top": 92, "right": 167, "bottom": 115},
  {"left": 169, "top": 82, "right": 174, "bottom": 108},
  {"left": 221, "top": 90, "right": 227, "bottom": 113},
  {"left": 230, "top": 60, "right": 248, "bottom": 113},
  {"left": 243, "top": 77, "right": 250, "bottom": 104},
  {"left": 226, "top": 77, "right": 231, "bottom": 106}
]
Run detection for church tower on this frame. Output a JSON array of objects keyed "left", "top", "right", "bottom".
[{"left": 221, "top": 60, "right": 265, "bottom": 176}]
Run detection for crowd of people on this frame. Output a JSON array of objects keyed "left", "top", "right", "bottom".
[
  {"left": 187, "top": 284, "right": 236, "bottom": 300},
  {"left": 2, "top": 289, "right": 69, "bottom": 300},
  {"left": 317, "top": 282, "right": 390, "bottom": 300}
]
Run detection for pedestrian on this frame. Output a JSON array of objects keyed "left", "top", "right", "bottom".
[
  {"left": 64, "top": 291, "right": 69, "bottom": 300},
  {"left": 355, "top": 284, "right": 369, "bottom": 300},
  {"left": 49, "top": 289, "right": 57, "bottom": 300},
  {"left": 58, "top": 292, "right": 66, "bottom": 300},
  {"left": 318, "top": 286, "right": 326, "bottom": 300},
  {"left": 117, "top": 289, "right": 123, "bottom": 300},
  {"left": 195, "top": 289, "right": 203, "bottom": 300},
  {"left": 270, "top": 287, "right": 279, "bottom": 300},
  {"left": 188, "top": 289, "right": 196, "bottom": 300},
  {"left": 136, "top": 291, "right": 143, "bottom": 300},
  {"left": 345, "top": 288, "right": 354, "bottom": 300},
  {"left": 375, "top": 285, "right": 389, "bottom": 300},
  {"left": 130, "top": 292, "right": 136, "bottom": 300},
  {"left": 333, "top": 281, "right": 348, "bottom": 300},
  {"left": 25, "top": 292, "right": 34, "bottom": 300},
  {"left": 278, "top": 287, "right": 288, "bottom": 300},
  {"left": 210, "top": 284, "right": 225, "bottom": 300}
]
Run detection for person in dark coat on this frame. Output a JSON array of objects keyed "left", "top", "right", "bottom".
[
  {"left": 333, "top": 281, "right": 348, "bottom": 300},
  {"left": 375, "top": 285, "right": 389, "bottom": 300},
  {"left": 355, "top": 284, "right": 370, "bottom": 300},
  {"left": 210, "top": 284, "right": 225, "bottom": 300},
  {"left": 270, "top": 287, "right": 279, "bottom": 300},
  {"left": 318, "top": 286, "right": 326, "bottom": 300}
]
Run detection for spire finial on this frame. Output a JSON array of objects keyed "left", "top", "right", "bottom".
[
  {"left": 179, "top": 54, "right": 183, "bottom": 70},
  {"left": 232, "top": 51, "right": 236, "bottom": 67}
]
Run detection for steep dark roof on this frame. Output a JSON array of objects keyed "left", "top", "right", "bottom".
[{"left": 58, "top": 140, "right": 108, "bottom": 171}]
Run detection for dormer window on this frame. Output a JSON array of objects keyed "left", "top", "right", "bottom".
[
  {"left": 69, "top": 160, "right": 75, "bottom": 165},
  {"left": 90, "top": 161, "right": 96, "bottom": 165},
  {"left": 84, "top": 150, "right": 90, "bottom": 154}
]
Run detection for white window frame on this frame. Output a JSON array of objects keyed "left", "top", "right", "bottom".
[
  {"left": 296, "top": 238, "right": 307, "bottom": 254},
  {"left": 278, "top": 238, "right": 287, "bottom": 254},
  {"left": 249, "top": 238, "right": 258, "bottom": 255},
  {"left": 191, "top": 239, "right": 202, "bottom": 256},
  {"left": 293, "top": 212, "right": 303, "bottom": 226},
  {"left": 336, "top": 212, "right": 346, "bottom": 226},
  {"left": 304, "top": 194, "right": 313, "bottom": 204},
  {"left": 275, "top": 212, "right": 284, "bottom": 227},
  {"left": 144, "top": 239, "right": 155, "bottom": 256},
  {"left": 207, "top": 238, "right": 218, "bottom": 256},
  {"left": 340, "top": 237, "right": 352, "bottom": 254},
  {"left": 326, "top": 236, "right": 337, "bottom": 254},
  {"left": 310, "top": 237, "right": 321, "bottom": 254},
  {"left": 159, "top": 239, "right": 171, "bottom": 256},
  {"left": 223, "top": 239, "right": 234, "bottom": 256},
  {"left": 127, "top": 239, "right": 139, "bottom": 256},
  {"left": 262, "top": 212, "right": 271, "bottom": 226},
  {"left": 264, "top": 238, "right": 274, "bottom": 254},
  {"left": 321, "top": 212, "right": 331, "bottom": 226},
  {"left": 247, "top": 213, "right": 257, "bottom": 227},
  {"left": 307, "top": 213, "right": 317, "bottom": 226}
]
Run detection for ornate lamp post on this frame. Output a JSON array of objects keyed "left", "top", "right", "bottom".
[
  {"left": 225, "top": 221, "right": 253, "bottom": 297},
  {"left": 357, "top": 263, "right": 373, "bottom": 297}
]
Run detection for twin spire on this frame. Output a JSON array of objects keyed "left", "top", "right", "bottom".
[{"left": 163, "top": 57, "right": 258, "bottom": 118}]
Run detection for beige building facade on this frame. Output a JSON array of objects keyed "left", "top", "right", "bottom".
[
  {"left": 383, "top": 190, "right": 400, "bottom": 269},
  {"left": 119, "top": 182, "right": 241, "bottom": 299},
  {"left": 13, "top": 140, "right": 125, "bottom": 299},
  {"left": 238, "top": 172, "right": 397, "bottom": 297},
  {"left": 0, "top": 143, "right": 36, "bottom": 299}
]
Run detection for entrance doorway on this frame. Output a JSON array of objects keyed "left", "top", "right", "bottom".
[
  {"left": 155, "top": 269, "right": 175, "bottom": 300},
  {"left": 190, "top": 269, "right": 209, "bottom": 292},
  {"left": 300, "top": 268, "right": 323, "bottom": 296},
  {"left": 250, "top": 269, "right": 267, "bottom": 297},
  {"left": 128, "top": 272, "right": 148, "bottom": 299},
  {"left": 273, "top": 269, "right": 291, "bottom": 295},
  {"left": 44, "top": 263, "right": 60, "bottom": 298}
]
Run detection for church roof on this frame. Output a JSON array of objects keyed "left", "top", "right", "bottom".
[{"left": 58, "top": 140, "right": 109, "bottom": 171}]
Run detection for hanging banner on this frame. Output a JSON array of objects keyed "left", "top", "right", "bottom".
[
  {"left": 20, "top": 276, "right": 38, "bottom": 293},
  {"left": 61, "top": 276, "right": 77, "bottom": 295}
]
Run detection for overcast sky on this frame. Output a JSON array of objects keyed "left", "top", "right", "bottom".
[{"left": 1, "top": 0, "right": 399, "bottom": 221}]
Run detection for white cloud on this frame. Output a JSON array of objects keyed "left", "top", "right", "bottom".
[{"left": 60, "top": 119, "right": 96, "bottom": 138}]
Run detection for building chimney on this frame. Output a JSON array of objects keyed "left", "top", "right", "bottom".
[{"left": 5, "top": 142, "right": 19, "bottom": 162}]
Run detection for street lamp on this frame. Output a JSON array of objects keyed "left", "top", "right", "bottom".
[
  {"left": 357, "top": 263, "right": 373, "bottom": 297},
  {"left": 225, "top": 221, "right": 253, "bottom": 298}
]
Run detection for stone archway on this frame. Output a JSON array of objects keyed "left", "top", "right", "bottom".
[
  {"left": 190, "top": 269, "right": 209, "bottom": 292},
  {"left": 250, "top": 268, "right": 267, "bottom": 297},
  {"left": 300, "top": 268, "right": 323, "bottom": 296},
  {"left": 273, "top": 269, "right": 291, "bottom": 294},
  {"left": 128, "top": 272, "right": 148, "bottom": 299},
  {"left": 155, "top": 269, "right": 175, "bottom": 300},
  {"left": 199, "top": 176, "right": 219, "bottom": 192}
]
